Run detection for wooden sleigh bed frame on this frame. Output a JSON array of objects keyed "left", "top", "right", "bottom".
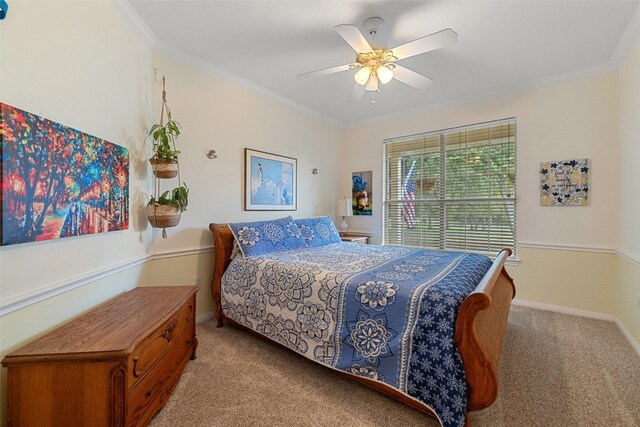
[{"left": 209, "top": 223, "right": 516, "bottom": 424}]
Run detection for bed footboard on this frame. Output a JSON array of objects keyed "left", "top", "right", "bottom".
[{"left": 454, "top": 248, "right": 515, "bottom": 410}]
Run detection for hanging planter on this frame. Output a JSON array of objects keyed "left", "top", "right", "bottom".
[
  {"left": 149, "top": 157, "right": 178, "bottom": 179},
  {"left": 146, "top": 204, "right": 181, "bottom": 228},
  {"left": 146, "top": 78, "right": 181, "bottom": 178},
  {"left": 417, "top": 177, "right": 437, "bottom": 192},
  {"left": 146, "top": 76, "right": 188, "bottom": 236},
  {"left": 146, "top": 183, "right": 189, "bottom": 237}
]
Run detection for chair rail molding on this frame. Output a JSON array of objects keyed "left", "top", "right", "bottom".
[{"left": 0, "top": 246, "right": 214, "bottom": 316}]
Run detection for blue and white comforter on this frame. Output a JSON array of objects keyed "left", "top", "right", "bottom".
[{"left": 221, "top": 242, "right": 492, "bottom": 427}]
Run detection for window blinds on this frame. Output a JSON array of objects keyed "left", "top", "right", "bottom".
[{"left": 383, "top": 119, "right": 516, "bottom": 256}]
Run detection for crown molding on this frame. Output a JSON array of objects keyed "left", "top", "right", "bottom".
[
  {"left": 110, "top": 0, "right": 157, "bottom": 49},
  {"left": 153, "top": 40, "right": 344, "bottom": 129},
  {"left": 110, "top": 0, "right": 341, "bottom": 127},
  {"left": 112, "top": 0, "right": 640, "bottom": 130},
  {"left": 610, "top": 2, "right": 640, "bottom": 67},
  {"left": 346, "top": 61, "right": 614, "bottom": 129}
]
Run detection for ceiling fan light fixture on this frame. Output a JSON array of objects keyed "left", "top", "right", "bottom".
[
  {"left": 354, "top": 66, "right": 372, "bottom": 85},
  {"left": 376, "top": 65, "right": 394, "bottom": 84},
  {"left": 365, "top": 73, "right": 379, "bottom": 91}
]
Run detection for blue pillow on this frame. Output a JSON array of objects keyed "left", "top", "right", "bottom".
[
  {"left": 229, "top": 216, "right": 307, "bottom": 257},
  {"left": 295, "top": 216, "right": 342, "bottom": 247}
]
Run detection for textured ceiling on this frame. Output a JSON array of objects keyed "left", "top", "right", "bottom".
[{"left": 129, "top": 0, "right": 639, "bottom": 126}]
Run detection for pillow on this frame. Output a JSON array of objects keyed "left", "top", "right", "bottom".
[
  {"left": 229, "top": 216, "right": 307, "bottom": 257},
  {"left": 295, "top": 216, "right": 342, "bottom": 247}
]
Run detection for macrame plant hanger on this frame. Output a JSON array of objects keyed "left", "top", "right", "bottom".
[{"left": 152, "top": 76, "right": 182, "bottom": 239}]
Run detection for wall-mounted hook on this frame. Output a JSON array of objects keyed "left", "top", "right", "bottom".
[
  {"left": 207, "top": 149, "right": 218, "bottom": 159},
  {"left": 153, "top": 68, "right": 163, "bottom": 85},
  {"left": 312, "top": 168, "right": 318, "bottom": 175}
]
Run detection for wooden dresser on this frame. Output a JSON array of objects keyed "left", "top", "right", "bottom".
[{"left": 2, "top": 286, "right": 198, "bottom": 427}]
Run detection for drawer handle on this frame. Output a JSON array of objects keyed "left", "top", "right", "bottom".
[{"left": 162, "top": 320, "right": 178, "bottom": 342}]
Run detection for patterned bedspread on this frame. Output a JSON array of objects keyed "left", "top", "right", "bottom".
[{"left": 221, "top": 242, "right": 492, "bottom": 427}]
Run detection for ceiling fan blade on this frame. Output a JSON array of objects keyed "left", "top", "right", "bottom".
[
  {"left": 348, "top": 83, "right": 365, "bottom": 102},
  {"left": 334, "top": 24, "right": 373, "bottom": 54},
  {"left": 392, "top": 65, "right": 433, "bottom": 90},
  {"left": 390, "top": 28, "right": 458, "bottom": 61},
  {"left": 297, "top": 63, "right": 358, "bottom": 79}
]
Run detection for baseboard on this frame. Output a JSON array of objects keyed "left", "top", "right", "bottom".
[
  {"left": 512, "top": 299, "right": 640, "bottom": 357},
  {"left": 196, "top": 311, "right": 215, "bottom": 324},
  {"left": 512, "top": 299, "right": 615, "bottom": 321},
  {"left": 615, "top": 318, "right": 640, "bottom": 357}
]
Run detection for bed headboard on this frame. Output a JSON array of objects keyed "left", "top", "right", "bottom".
[{"left": 209, "top": 223, "right": 234, "bottom": 327}]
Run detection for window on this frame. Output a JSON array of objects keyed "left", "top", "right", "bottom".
[{"left": 383, "top": 118, "right": 516, "bottom": 256}]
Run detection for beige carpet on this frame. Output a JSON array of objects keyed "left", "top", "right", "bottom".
[{"left": 150, "top": 306, "right": 640, "bottom": 426}]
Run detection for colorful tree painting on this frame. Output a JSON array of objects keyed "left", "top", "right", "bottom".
[{"left": 1, "top": 103, "right": 129, "bottom": 246}]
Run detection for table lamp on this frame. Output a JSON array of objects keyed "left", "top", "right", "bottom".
[{"left": 338, "top": 197, "right": 353, "bottom": 234}]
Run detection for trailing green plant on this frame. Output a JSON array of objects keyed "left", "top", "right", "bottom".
[
  {"left": 147, "top": 107, "right": 181, "bottom": 161},
  {"left": 147, "top": 183, "right": 189, "bottom": 212}
]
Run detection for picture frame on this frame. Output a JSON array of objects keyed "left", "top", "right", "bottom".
[
  {"left": 540, "top": 159, "right": 589, "bottom": 206},
  {"left": 352, "top": 170, "right": 372, "bottom": 216},
  {"left": 1, "top": 102, "right": 129, "bottom": 246},
  {"left": 244, "top": 148, "right": 297, "bottom": 211}
]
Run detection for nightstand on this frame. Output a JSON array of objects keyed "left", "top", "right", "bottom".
[{"left": 340, "top": 234, "right": 370, "bottom": 244}]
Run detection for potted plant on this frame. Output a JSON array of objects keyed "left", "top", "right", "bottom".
[
  {"left": 147, "top": 77, "right": 181, "bottom": 178},
  {"left": 146, "top": 183, "right": 189, "bottom": 229}
]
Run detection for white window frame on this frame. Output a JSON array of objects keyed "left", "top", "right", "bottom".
[{"left": 382, "top": 118, "right": 517, "bottom": 257}]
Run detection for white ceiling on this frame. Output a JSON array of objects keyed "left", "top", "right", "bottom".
[{"left": 128, "top": 0, "right": 640, "bottom": 126}]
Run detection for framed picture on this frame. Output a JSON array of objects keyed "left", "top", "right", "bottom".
[
  {"left": 352, "top": 170, "right": 372, "bottom": 215},
  {"left": 1, "top": 102, "right": 129, "bottom": 246},
  {"left": 245, "top": 148, "right": 296, "bottom": 211},
  {"left": 540, "top": 159, "right": 589, "bottom": 206}
]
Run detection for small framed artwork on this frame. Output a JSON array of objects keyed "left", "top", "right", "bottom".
[
  {"left": 352, "top": 170, "right": 372, "bottom": 215},
  {"left": 245, "top": 148, "right": 296, "bottom": 211},
  {"left": 540, "top": 159, "right": 589, "bottom": 206}
]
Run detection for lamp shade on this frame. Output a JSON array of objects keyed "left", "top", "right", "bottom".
[
  {"left": 338, "top": 197, "right": 353, "bottom": 217},
  {"left": 365, "top": 73, "right": 379, "bottom": 92},
  {"left": 376, "top": 65, "right": 394, "bottom": 84},
  {"left": 354, "top": 67, "right": 372, "bottom": 85}
]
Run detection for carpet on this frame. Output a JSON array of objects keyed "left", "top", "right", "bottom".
[{"left": 150, "top": 306, "right": 640, "bottom": 426}]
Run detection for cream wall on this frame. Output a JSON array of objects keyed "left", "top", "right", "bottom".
[
  {"left": 342, "top": 73, "right": 619, "bottom": 316},
  {"left": 144, "top": 51, "right": 343, "bottom": 254},
  {"left": 0, "top": 2, "right": 342, "bottom": 424},
  {"left": 0, "top": 1, "right": 152, "bottom": 423},
  {"left": 0, "top": 2, "right": 637, "bottom": 424},
  {"left": 136, "top": 51, "right": 344, "bottom": 313},
  {"left": 615, "top": 35, "right": 640, "bottom": 345},
  {"left": 0, "top": 1, "right": 152, "bottom": 309}
]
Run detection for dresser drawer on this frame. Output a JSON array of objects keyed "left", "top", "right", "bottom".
[
  {"left": 127, "top": 299, "right": 194, "bottom": 389},
  {"left": 126, "top": 327, "right": 194, "bottom": 427}
]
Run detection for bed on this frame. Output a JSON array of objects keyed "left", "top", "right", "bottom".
[{"left": 209, "top": 219, "right": 515, "bottom": 427}]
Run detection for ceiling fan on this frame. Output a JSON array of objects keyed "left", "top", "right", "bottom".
[{"left": 297, "top": 17, "right": 458, "bottom": 102}]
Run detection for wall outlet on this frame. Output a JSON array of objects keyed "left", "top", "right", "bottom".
[{"left": 193, "top": 275, "right": 201, "bottom": 289}]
